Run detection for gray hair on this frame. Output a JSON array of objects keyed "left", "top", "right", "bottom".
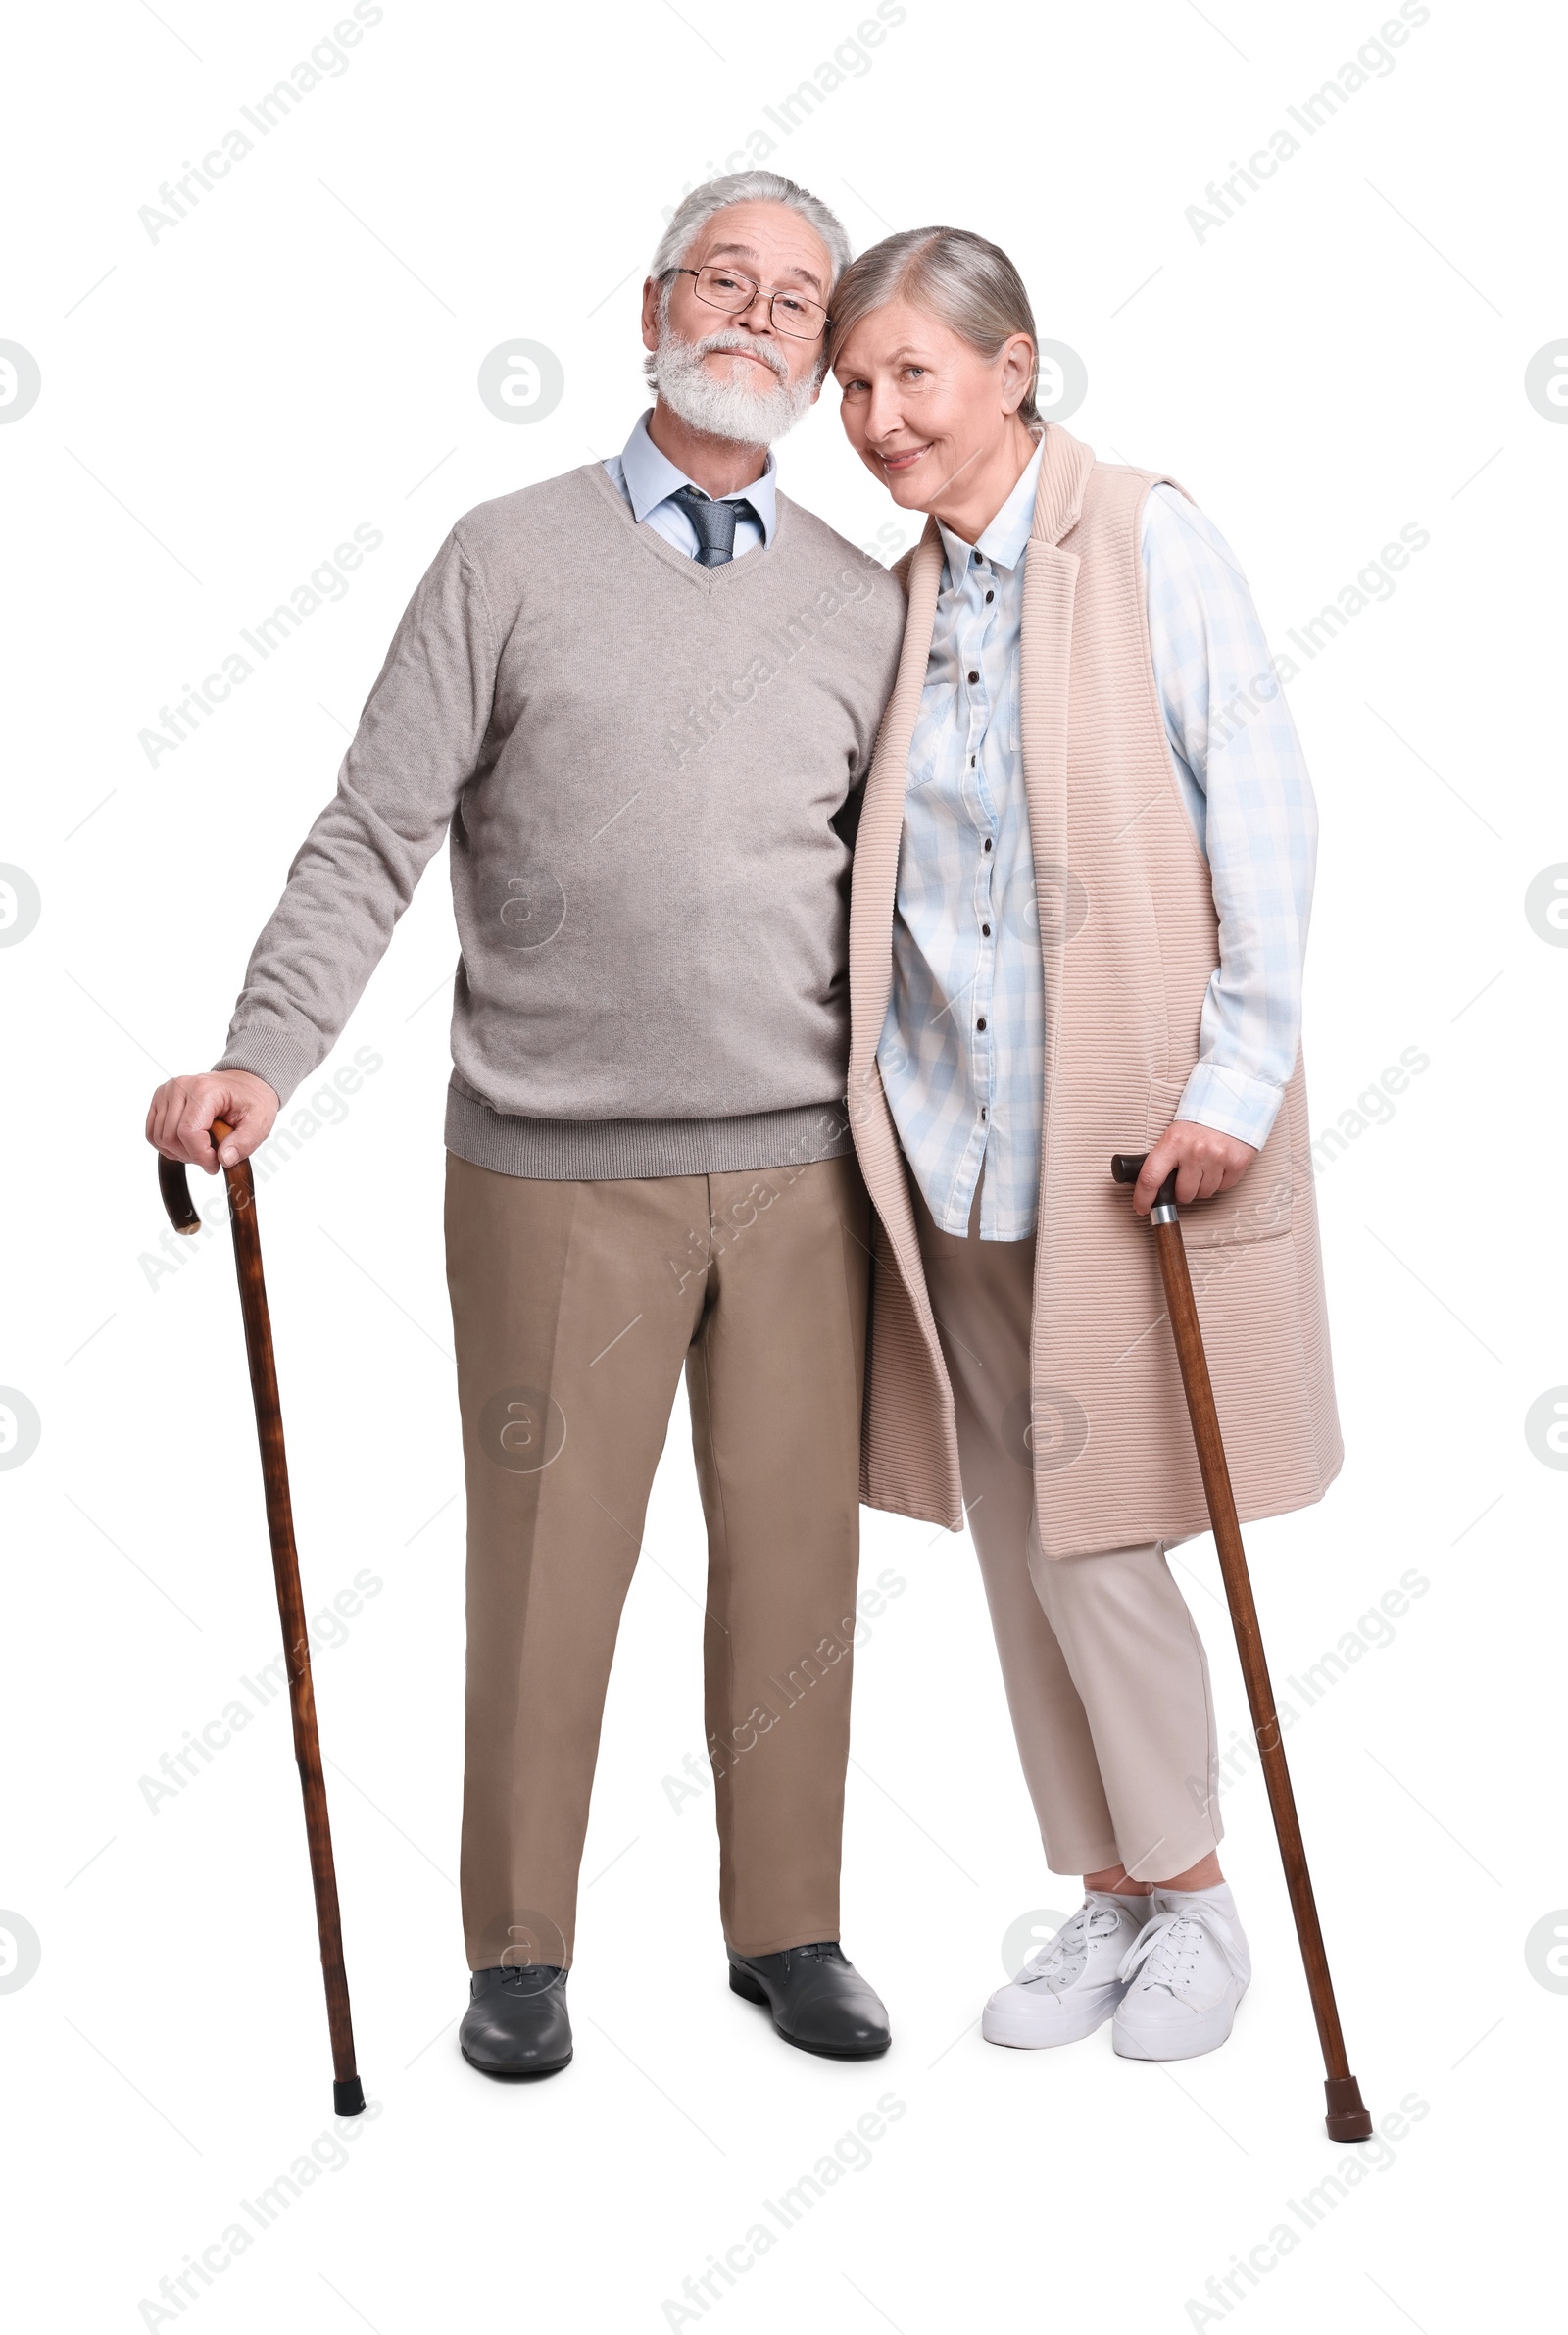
[
  {"left": 649, "top": 172, "right": 852, "bottom": 290},
  {"left": 825, "top": 226, "right": 1042, "bottom": 424}
]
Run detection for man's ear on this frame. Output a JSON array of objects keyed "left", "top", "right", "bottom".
[{"left": 640, "top": 276, "right": 662, "bottom": 353}]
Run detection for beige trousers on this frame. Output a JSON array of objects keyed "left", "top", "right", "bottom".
[
  {"left": 444, "top": 1150, "right": 869, "bottom": 1969},
  {"left": 914, "top": 1181, "right": 1222, "bottom": 1881}
]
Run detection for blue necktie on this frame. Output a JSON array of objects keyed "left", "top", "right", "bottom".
[{"left": 670, "top": 485, "right": 760, "bottom": 568}]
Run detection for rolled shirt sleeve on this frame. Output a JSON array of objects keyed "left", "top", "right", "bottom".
[
  {"left": 1141, "top": 483, "right": 1317, "bottom": 1152},
  {"left": 215, "top": 530, "right": 499, "bottom": 1106}
]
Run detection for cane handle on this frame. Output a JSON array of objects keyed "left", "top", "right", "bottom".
[
  {"left": 157, "top": 1116, "right": 237, "bottom": 1235},
  {"left": 1109, "top": 1152, "right": 1179, "bottom": 1211}
]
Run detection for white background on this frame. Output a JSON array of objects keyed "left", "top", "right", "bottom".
[{"left": 2, "top": 1, "right": 1562, "bottom": 2328}]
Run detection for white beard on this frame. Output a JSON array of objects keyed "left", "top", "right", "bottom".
[{"left": 652, "top": 323, "right": 817, "bottom": 447}]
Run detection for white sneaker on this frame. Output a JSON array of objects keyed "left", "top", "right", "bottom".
[
  {"left": 1111, "top": 1885, "right": 1251, "bottom": 2062},
  {"left": 982, "top": 1893, "right": 1149, "bottom": 2049}
]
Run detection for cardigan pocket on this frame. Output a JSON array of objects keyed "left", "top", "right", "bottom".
[{"left": 1145, "top": 1076, "right": 1295, "bottom": 1249}]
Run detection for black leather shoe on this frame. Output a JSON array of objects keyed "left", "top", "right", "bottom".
[
  {"left": 460, "top": 1964, "right": 572, "bottom": 2078},
  {"left": 728, "top": 1942, "right": 891, "bottom": 2059}
]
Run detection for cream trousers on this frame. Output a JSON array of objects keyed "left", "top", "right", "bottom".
[{"left": 914, "top": 1179, "right": 1223, "bottom": 1880}]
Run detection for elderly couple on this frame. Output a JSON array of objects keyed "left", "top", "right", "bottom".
[{"left": 148, "top": 172, "right": 1339, "bottom": 2080}]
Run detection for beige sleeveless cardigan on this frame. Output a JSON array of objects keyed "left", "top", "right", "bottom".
[{"left": 848, "top": 423, "right": 1343, "bottom": 1557}]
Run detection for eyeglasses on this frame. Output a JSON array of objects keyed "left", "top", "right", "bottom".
[{"left": 670, "top": 265, "right": 829, "bottom": 341}]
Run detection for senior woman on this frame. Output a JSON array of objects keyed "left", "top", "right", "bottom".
[{"left": 827, "top": 229, "right": 1341, "bottom": 2064}]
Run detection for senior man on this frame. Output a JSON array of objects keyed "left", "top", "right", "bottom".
[{"left": 146, "top": 173, "right": 906, "bottom": 2078}]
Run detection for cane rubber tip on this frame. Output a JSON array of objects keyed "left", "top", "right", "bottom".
[
  {"left": 334, "top": 2076, "right": 366, "bottom": 2117},
  {"left": 1324, "top": 2075, "right": 1373, "bottom": 2142}
]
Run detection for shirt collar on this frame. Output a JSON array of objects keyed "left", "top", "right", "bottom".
[
  {"left": 936, "top": 434, "right": 1045, "bottom": 583},
  {"left": 618, "top": 409, "right": 779, "bottom": 546}
]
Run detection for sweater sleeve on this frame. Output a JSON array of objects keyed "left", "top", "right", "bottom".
[{"left": 214, "top": 530, "right": 499, "bottom": 1106}]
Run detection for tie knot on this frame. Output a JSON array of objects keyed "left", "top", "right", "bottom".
[{"left": 671, "top": 485, "right": 758, "bottom": 568}]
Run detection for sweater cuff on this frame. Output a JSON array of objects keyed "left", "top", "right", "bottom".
[
  {"left": 213, "top": 1027, "right": 314, "bottom": 1111},
  {"left": 1173, "top": 1061, "right": 1282, "bottom": 1151}
]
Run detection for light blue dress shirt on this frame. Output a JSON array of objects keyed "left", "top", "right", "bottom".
[
  {"left": 603, "top": 409, "right": 777, "bottom": 559},
  {"left": 880, "top": 444, "right": 1317, "bottom": 1242}
]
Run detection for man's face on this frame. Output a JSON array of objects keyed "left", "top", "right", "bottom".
[{"left": 642, "top": 200, "right": 833, "bottom": 435}]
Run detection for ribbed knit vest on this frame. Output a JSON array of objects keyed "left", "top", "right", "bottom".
[{"left": 849, "top": 424, "right": 1342, "bottom": 1555}]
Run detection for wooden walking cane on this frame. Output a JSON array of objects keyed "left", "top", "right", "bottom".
[
  {"left": 1110, "top": 1153, "right": 1371, "bottom": 2143},
  {"left": 159, "top": 1119, "right": 365, "bottom": 2117}
]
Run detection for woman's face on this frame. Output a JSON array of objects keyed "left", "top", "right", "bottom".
[{"left": 832, "top": 297, "right": 1033, "bottom": 516}]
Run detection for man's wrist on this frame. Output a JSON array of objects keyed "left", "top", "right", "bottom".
[{"left": 214, "top": 1032, "right": 303, "bottom": 1111}]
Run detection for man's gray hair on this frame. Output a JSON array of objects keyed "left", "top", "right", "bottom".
[
  {"left": 649, "top": 172, "right": 853, "bottom": 291},
  {"left": 825, "top": 226, "right": 1042, "bottom": 424}
]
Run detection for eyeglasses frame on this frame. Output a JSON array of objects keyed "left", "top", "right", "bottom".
[{"left": 665, "top": 265, "right": 831, "bottom": 342}]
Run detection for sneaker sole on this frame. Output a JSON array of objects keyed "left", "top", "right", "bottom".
[
  {"left": 981, "top": 1985, "right": 1124, "bottom": 2050},
  {"left": 1112, "top": 1986, "right": 1247, "bottom": 2062}
]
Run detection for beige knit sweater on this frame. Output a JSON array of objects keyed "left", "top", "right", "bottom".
[{"left": 218, "top": 461, "right": 906, "bottom": 1178}]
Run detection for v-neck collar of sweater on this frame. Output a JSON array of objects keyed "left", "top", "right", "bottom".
[{"left": 581, "top": 457, "right": 786, "bottom": 592}]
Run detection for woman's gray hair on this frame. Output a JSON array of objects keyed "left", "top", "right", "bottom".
[
  {"left": 649, "top": 172, "right": 852, "bottom": 291},
  {"left": 825, "top": 226, "right": 1042, "bottom": 423}
]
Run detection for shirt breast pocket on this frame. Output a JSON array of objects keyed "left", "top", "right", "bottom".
[{"left": 905, "top": 691, "right": 954, "bottom": 795}]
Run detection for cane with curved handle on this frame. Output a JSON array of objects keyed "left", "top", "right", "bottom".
[
  {"left": 1111, "top": 1153, "right": 1372, "bottom": 2144},
  {"left": 160, "top": 1119, "right": 365, "bottom": 2116}
]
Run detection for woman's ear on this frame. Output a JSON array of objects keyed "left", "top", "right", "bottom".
[{"left": 997, "top": 331, "right": 1036, "bottom": 417}]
